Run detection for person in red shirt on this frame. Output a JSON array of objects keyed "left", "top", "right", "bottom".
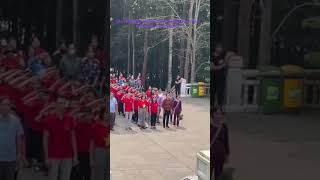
[
  {"left": 43, "top": 96, "right": 78, "bottom": 180},
  {"left": 117, "top": 90, "right": 124, "bottom": 116},
  {"left": 75, "top": 108, "right": 94, "bottom": 180},
  {"left": 22, "top": 90, "right": 51, "bottom": 171},
  {"left": 122, "top": 93, "right": 134, "bottom": 130},
  {"left": 132, "top": 96, "right": 140, "bottom": 124},
  {"left": 31, "top": 36, "right": 52, "bottom": 66},
  {"left": 146, "top": 86, "right": 152, "bottom": 97},
  {"left": 138, "top": 94, "right": 149, "bottom": 129},
  {"left": 90, "top": 107, "right": 109, "bottom": 180},
  {"left": 149, "top": 97, "right": 159, "bottom": 129},
  {"left": 2, "top": 50, "right": 25, "bottom": 70}
]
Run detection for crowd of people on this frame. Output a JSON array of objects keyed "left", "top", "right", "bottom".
[
  {"left": 110, "top": 73, "right": 183, "bottom": 131},
  {"left": 0, "top": 35, "right": 109, "bottom": 180}
]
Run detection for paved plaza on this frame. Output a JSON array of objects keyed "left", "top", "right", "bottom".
[
  {"left": 18, "top": 99, "right": 320, "bottom": 180},
  {"left": 110, "top": 97, "right": 210, "bottom": 180},
  {"left": 227, "top": 111, "right": 320, "bottom": 180}
]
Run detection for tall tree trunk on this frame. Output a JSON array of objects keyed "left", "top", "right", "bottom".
[
  {"left": 73, "top": 0, "right": 79, "bottom": 45},
  {"left": 167, "top": 13, "right": 174, "bottom": 90},
  {"left": 190, "top": 0, "right": 201, "bottom": 83},
  {"left": 179, "top": 46, "right": 185, "bottom": 77},
  {"left": 258, "top": 0, "right": 272, "bottom": 66},
  {"left": 127, "top": 11, "right": 131, "bottom": 76},
  {"left": 142, "top": 31, "right": 148, "bottom": 88},
  {"left": 184, "top": 0, "right": 195, "bottom": 83},
  {"left": 56, "top": 0, "right": 63, "bottom": 48},
  {"left": 132, "top": 29, "right": 135, "bottom": 77},
  {"left": 238, "top": 0, "right": 254, "bottom": 67},
  {"left": 179, "top": 1, "right": 188, "bottom": 77}
]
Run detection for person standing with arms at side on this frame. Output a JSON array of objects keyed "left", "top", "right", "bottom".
[
  {"left": 149, "top": 97, "right": 158, "bottom": 129},
  {"left": 211, "top": 44, "right": 227, "bottom": 112},
  {"left": 58, "top": 43, "right": 81, "bottom": 81},
  {"left": 132, "top": 95, "right": 140, "bottom": 124},
  {"left": 156, "top": 90, "right": 164, "bottom": 124},
  {"left": 90, "top": 107, "right": 109, "bottom": 180},
  {"left": 211, "top": 108, "right": 230, "bottom": 180},
  {"left": 162, "top": 94, "right": 172, "bottom": 128},
  {"left": 138, "top": 94, "right": 148, "bottom": 129},
  {"left": 109, "top": 93, "right": 118, "bottom": 131},
  {"left": 0, "top": 97, "right": 24, "bottom": 180},
  {"left": 172, "top": 95, "right": 182, "bottom": 127},
  {"left": 122, "top": 93, "right": 134, "bottom": 131},
  {"left": 74, "top": 109, "right": 94, "bottom": 180},
  {"left": 174, "top": 75, "right": 181, "bottom": 97},
  {"left": 43, "top": 96, "right": 78, "bottom": 180}
]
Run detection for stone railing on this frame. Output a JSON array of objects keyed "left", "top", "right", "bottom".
[{"left": 227, "top": 69, "right": 320, "bottom": 112}]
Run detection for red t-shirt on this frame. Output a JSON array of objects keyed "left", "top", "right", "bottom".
[
  {"left": 42, "top": 77, "right": 57, "bottom": 89},
  {"left": 0, "top": 84, "right": 14, "bottom": 99},
  {"left": 110, "top": 79, "right": 115, "bottom": 84},
  {"left": 2, "top": 55, "right": 22, "bottom": 70},
  {"left": 25, "top": 100, "right": 45, "bottom": 131},
  {"left": 150, "top": 102, "right": 158, "bottom": 114},
  {"left": 34, "top": 47, "right": 46, "bottom": 56},
  {"left": 75, "top": 121, "right": 93, "bottom": 153},
  {"left": 139, "top": 100, "right": 149, "bottom": 109},
  {"left": 43, "top": 113, "right": 75, "bottom": 159},
  {"left": 91, "top": 122, "right": 108, "bottom": 148},
  {"left": 123, "top": 97, "right": 134, "bottom": 112},
  {"left": 118, "top": 93, "right": 124, "bottom": 103},
  {"left": 146, "top": 90, "right": 152, "bottom": 97},
  {"left": 134, "top": 99, "right": 140, "bottom": 111}
]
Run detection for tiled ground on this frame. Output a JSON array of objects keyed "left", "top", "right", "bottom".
[
  {"left": 110, "top": 97, "right": 210, "bottom": 180},
  {"left": 226, "top": 111, "right": 320, "bottom": 180}
]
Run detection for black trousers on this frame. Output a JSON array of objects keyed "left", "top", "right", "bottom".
[
  {"left": 118, "top": 102, "right": 124, "bottom": 115},
  {"left": 0, "top": 161, "right": 16, "bottom": 180},
  {"left": 173, "top": 112, "right": 180, "bottom": 126},
  {"left": 212, "top": 79, "right": 226, "bottom": 107},
  {"left": 133, "top": 110, "right": 138, "bottom": 123},
  {"left": 27, "top": 128, "right": 43, "bottom": 163},
  {"left": 77, "top": 152, "right": 91, "bottom": 180},
  {"left": 212, "top": 143, "right": 227, "bottom": 180},
  {"left": 175, "top": 86, "right": 181, "bottom": 97},
  {"left": 150, "top": 113, "right": 157, "bottom": 126},
  {"left": 163, "top": 111, "right": 170, "bottom": 128},
  {"left": 110, "top": 113, "right": 115, "bottom": 129}
]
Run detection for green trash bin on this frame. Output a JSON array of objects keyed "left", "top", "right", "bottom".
[
  {"left": 258, "top": 66, "right": 283, "bottom": 113},
  {"left": 191, "top": 83, "right": 199, "bottom": 98}
]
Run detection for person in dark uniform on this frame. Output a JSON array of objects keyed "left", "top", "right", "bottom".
[
  {"left": 211, "top": 107, "right": 230, "bottom": 180},
  {"left": 211, "top": 45, "right": 227, "bottom": 112},
  {"left": 174, "top": 75, "right": 181, "bottom": 96}
]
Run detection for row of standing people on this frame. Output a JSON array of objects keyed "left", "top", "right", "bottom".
[
  {"left": 0, "top": 34, "right": 108, "bottom": 180},
  {"left": 110, "top": 77, "right": 183, "bottom": 131}
]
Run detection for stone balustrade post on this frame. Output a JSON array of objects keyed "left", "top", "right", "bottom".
[{"left": 225, "top": 53, "right": 244, "bottom": 112}]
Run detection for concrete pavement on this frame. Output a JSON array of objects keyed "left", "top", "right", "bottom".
[
  {"left": 226, "top": 111, "right": 320, "bottom": 180},
  {"left": 110, "top": 97, "right": 210, "bottom": 180}
]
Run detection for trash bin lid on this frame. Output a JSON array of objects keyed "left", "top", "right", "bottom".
[
  {"left": 281, "top": 65, "right": 305, "bottom": 77},
  {"left": 258, "top": 65, "right": 282, "bottom": 76}
]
